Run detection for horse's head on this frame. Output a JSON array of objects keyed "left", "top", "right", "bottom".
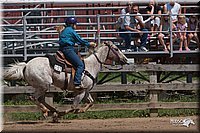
[{"left": 103, "top": 41, "right": 128, "bottom": 65}]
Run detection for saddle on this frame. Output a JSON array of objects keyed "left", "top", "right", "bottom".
[
  {"left": 46, "top": 51, "right": 95, "bottom": 90},
  {"left": 46, "top": 50, "right": 76, "bottom": 90}
]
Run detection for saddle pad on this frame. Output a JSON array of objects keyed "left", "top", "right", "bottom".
[{"left": 45, "top": 54, "right": 65, "bottom": 73}]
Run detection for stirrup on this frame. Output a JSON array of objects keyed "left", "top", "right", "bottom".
[{"left": 74, "top": 85, "right": 84, "bottom": 91}]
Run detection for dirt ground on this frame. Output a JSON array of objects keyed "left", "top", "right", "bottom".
[{"left": 2, "top": 116, "right": 199, "bottom": 133}]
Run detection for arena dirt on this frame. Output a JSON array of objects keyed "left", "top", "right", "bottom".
[{"left": 2, "top": 116, "right": 199, "bottom": 133}]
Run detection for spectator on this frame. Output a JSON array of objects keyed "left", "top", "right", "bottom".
[
  {"left": 158, "top": 12, "right": 177, "bottom": 51},
  {"left": 176, "top": 15, "right": 189, "bottom": 51},
  {"left": 145, "top": 0, "right": 162, "bottom": 36},
  {"left": 116, "top": 2, "right": 132, "bottom": 46},
  {"left": 163, "top": 0, "right": 181, "bottom": 24},
  {"left": 198, "top": 15, "right": 200, "bottom": 50},
  {"left": 187, "top": 15, "right": 200, "bottom": 50},
  {"left": 121, "top": 4, "right": 148, "bottom": 52},
  {"left": 118, "top": 2, "right": 132, "bottom": 30}
]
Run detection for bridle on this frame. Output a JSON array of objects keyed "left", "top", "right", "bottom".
[
  {"left": 83, "top": 43, "right": 122, "bottom": 90},
  {"left": 93, "top": 43, "right": 121, "bottom": 68}
]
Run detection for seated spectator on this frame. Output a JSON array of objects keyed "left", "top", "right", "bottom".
[
  {"left": 145, "top": 0, "right": 162, "bottom": 36},
  {"left": 116, "top": 2, "right": 132, "bottom": 44},
  {"left": 120, "top": 4, "right": 148, "bottom": 52},
  {"left": 119, "top": 2, "right": 132, "bottom": 27},
  {"left": 176, "top": 15, "right": 189, "bottom": 51},
  {"left": 187, "top": 15, "right": 200, "bottom": 51},
  {"left": 158, "top": 12, "right": 177, "bottom": 51},
  {"left": 163, "top": 0, "right": 181, "bottom": 24}
]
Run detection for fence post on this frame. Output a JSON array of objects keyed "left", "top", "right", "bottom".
[
  {"left": 169, "top": 12, "right": 173, "bottom": 58},
  {"left": 121, "top": 72, "right": 127, "bottom": 84},
  {"left": 149, "top": 62, "right": 158, "bottom": 117},
  {"left": 22, "top": 16, "right": 27, "bottom": 61},
  {"left": 45, "top": 93, "right": 54, "bottom": 105},
  {"left": 97, "top": 14, "right": 101, "bottom": 46}
]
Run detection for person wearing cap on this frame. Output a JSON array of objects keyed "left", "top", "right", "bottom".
[{"left": 59, "top": 17, "right": 97, "bottom": 90}]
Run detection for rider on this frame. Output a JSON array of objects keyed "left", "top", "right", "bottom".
[{"left": 59, "top": 17, "right": 97, "bottom": 90}]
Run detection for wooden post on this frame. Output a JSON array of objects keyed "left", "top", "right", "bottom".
[
  {"left": 45, "top": 93, "right": 54, "bottom": 105},
  {"left": 149, "top": 62, "right": 159, "bottom": 117},
  {"left": 121, "top": 72, "right": 127, "bottom": 84}
]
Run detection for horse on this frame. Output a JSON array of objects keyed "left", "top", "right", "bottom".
[{"left": 4, "top": 41, "right": 128, "bottom": 121}]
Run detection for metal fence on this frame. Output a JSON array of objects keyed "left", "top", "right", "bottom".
[{"left": 2, "top": 4, "right": 200, "bottom": 61}]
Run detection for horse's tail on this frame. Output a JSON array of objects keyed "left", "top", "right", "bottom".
[{"left": 4, "top": 62, "right": 26, "bottom": 80}]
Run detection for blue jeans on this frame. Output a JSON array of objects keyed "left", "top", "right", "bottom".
[
  {"left": 61, "top": 47, "right": 84, "bottom": 85},
  {"left": 120, "top": 28, "right": 148, "bottom": 49}
]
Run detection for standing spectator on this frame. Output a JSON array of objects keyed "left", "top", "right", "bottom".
[
  {"left": 121, "top": 4, "right": 148, "bottom": 52},
  {"left": 187, "top": 15, "right": 200, "bottom": 50},
  {"left": 145, "top": 0, "right": 162, "bottom": 36},
  {"left": 163, "top": 0, "right": 181, "bottom": 24},
  {"left": 158, "top": 12, "right": 177, "bottom": 51},
  {"left": 176, "top": 15, "right": 189, "bottom": 51}
]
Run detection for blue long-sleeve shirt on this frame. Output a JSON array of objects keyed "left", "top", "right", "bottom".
[{"left": 59, "top": 26, "right": 90, "bottom": 47}]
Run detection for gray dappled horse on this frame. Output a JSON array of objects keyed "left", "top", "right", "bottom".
[{"left": 4, "top": 41, "right": 128, "bottom": 121}]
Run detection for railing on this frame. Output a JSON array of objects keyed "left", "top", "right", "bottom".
[{"left": 2, "top": 4, "right": 200, "bottom": 61}]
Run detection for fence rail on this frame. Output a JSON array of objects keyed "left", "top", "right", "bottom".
[{"left": 3, "top": 64, "right": 200, "bottom": 117}]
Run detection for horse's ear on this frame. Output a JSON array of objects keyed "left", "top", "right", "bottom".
[{"left": 103, "top": 41, "right": 113, "bottom": 46}]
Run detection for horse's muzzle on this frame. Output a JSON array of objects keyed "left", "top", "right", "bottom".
[{"left": 120, "top": 58, "right": 129, "bottom": 65}]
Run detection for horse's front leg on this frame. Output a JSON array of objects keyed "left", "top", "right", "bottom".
[
  {"left": 78, "top": 91, "right": 94, "bottom": 113},
  {"left": 65, "top": 90, "right": 86, "bottom": 114}
]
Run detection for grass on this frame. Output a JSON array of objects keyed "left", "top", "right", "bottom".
[{"left": 4, "top": 109, "right": 199, "bottom": 121}]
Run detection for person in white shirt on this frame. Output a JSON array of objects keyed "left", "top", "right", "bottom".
[
  {"left": 119, "top": 2, "right": 132, "bottom": 30},
  {"left": 120, "top": 4, "right": 148, "bottom": 52},
  {"left": 163, "top": 0, "right": 181, "bottom": 23}
]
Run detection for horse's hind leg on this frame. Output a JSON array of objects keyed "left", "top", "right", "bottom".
[
  {"left": 38, "top": 95, "right": 57, "bottom": 113},
  {"left": 29, "top": 96, "right": 49, "bottom": 118},
  {"left": 37, "top": 95, "right": 60, "bottom": 122}
]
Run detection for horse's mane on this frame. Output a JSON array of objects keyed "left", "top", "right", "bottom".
[{"left": 86, "top": 41, "right": 113, "bottom": 57}]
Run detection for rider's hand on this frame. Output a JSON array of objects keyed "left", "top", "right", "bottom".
[{"left": 90, "top": 42, "right": 97, "bottom": 47}]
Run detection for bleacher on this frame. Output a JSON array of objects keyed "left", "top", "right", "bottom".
[{"left": 2, "top": 1, "right": 200, "bottom": 64}]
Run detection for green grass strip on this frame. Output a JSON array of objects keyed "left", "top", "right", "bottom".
[{"left": 4, "top": 109, "right": 199, "bottom": 121}]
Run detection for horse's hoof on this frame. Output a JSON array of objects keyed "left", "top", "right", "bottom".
[
  {"left": 42, "top": 111, "right": 48, "bottom": 118},
  {"left": 73, "top": 109, "right": 80, "bottom": 114},
  {"left": 65, "top": 109, "right": 74, "bottom": 114},
  {"left": 52, "top": 112, "right": 59, "bottom": 123}
]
